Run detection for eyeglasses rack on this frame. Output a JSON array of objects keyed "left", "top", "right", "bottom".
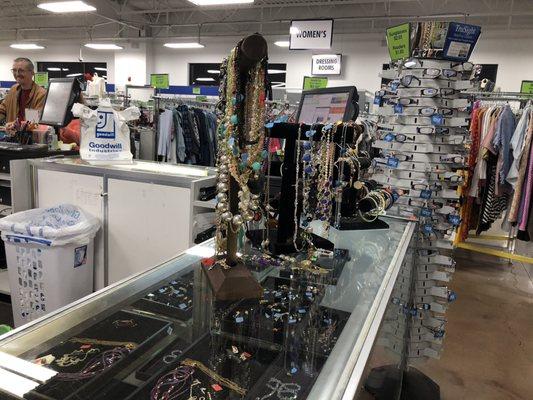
[{"left": 371, "top": 57, "right": 473, "bottom": 362}]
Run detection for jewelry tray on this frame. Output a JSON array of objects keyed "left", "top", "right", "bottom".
[
  {"left": 24, "top": 310, "right": 173, "bottom": 400},
  {"left": 131, "top": 271, "right": 195, "bottom": 321},
  {"left": 126, "top": 332, "right": 282, "bottom": 400}
]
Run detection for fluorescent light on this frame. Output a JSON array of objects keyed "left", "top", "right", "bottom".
[
  {"left": 94, "top": 67, "right": 107, "bottom": 71},
  {"left": 37, "top": 1, "right": 96, "bottom": 13},
  {"left": 66, "top": 73, "right": 82, "bottom": 77},
  {"left": 274, "top": 41, "right": 290, "bottom": 48},
  {"left": 10, "top": 43, "right": 45, "bottom": 50},
  {"left": 84, "top": 43, "right": 123, "bottom": 50},
  {"left": 207, "top": 69, "right": 220, "bottom": 74},
  {"left": 267, "top": 69, "right": 286, "bottom": 74},
  {"left": 62, "top": 68, "right": 69, "bottom": 71},
  {"left": 187, "top": 0, "right": 254, "bottom": 5},
  {"left": 164, "top": 42, "right": 204, "bottom": 49},
  {"left": 196, "top": 77, "right": 215, "bottom": 82},
  {"left": 289, "top": 26, "right": 300, "bottom": 35},
  {"left": 47, "top": 67, "right": 61, "bottom": 71}
]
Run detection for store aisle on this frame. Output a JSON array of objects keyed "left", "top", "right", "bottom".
[{"left": 413, "top": 249, "right": 533, "bottom": 400}]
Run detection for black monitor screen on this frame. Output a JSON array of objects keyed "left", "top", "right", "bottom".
[
  {"left": 297, "top": 87, "right": 358, "bottom": 124},
  {"left": 40, "top": 79, "right": 75, "bottom": 126}
]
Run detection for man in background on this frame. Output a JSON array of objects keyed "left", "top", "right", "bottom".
[{"left": 0, "top": 57, "right": 47, "bottom": 128}]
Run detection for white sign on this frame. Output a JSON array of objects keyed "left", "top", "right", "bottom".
[
  {"left": 312, "top": 54, "right": 342, "bottom": 75},
  {"left": 290, "top": 19, "right": 334, "bottom": 50}
]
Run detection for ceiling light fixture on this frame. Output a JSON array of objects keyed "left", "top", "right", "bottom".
[
  {"left": 94, "top": 67, "right": 107, "bottom": 71},
  {"left": 66, "top": 73, "right": 83, "bottom": 77},
  {"left": 84, "top": 43, "right": 123, "bottom": 50},
  {"left": 37, "top": 1, "right": 96, "bottom": 13},
  {"left": 274, "top": 41, "right": 290, "bottom": 48},
  {"left": 10, "top": 43, "right": 45, "bottom": 50},
  {"left": 187, "top": 0, "right": 254, "bottom": 6},
  {"left": 164, "top": 42, "right": 205, "bottom": 49},
  {"left": 62, "top": 68, "right": 69, "bottom": 71},
  {"left": 207, "top": 69, "right": 220, "bottom": 74},
  {"left": 47, "top": 67, "right": 61, "bottom": 71},
  {"left": 196, "top": 77, "right": 215, "bottom": 82},
  {"left": 267, "top": 69, "right": 286, "bottom": 74}
]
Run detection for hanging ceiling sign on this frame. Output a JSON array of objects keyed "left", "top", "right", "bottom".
[
  {"left": 290, "top": 19, "right": 334, "bottom": 50},
  {"left": 521, "top": 80, "right": 533, "bottom": 94},
  {"left": 385, "top": 23, "right": 411, "bottom": 62},
  {"left": 311, "top": 54, "right": 342, "bottom": 75},
  {"left": 442, "top": 22, "right": 481, "bottom": 62}
]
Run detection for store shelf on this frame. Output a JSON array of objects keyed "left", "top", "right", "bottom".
[
  {"left": 0, "top": 174, "right": 11, "bottom": 181},
  {"left": 0, "top": 270, "right": 10, "bottom": 295},
  {"left": 193, "top": 199, "right": 216, "bottom": 209}
]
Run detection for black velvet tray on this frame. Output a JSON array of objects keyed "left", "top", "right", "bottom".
[
  {"left": 135, "top": 336, "right": 190, "bottom": 381},
  {"left": 219, "top": 276, "right": 327, "bottom": 344},
  {"left": 127, "top": 332, "right": 281, "bottom": 400},
  {"left": 24, "top": 310, "right": 172, "bottom": 400},
  {"left": 132, "top": 271, "right": 195, "bottom": 321}
]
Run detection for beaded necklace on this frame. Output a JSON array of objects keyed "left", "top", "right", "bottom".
[{"left": 215, "top": 45, "right": 267, "bottom": 255}]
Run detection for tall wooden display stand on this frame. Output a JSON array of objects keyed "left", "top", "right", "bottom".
[{"left": 202, "top": 34, "right": 266, "bottom": 301}]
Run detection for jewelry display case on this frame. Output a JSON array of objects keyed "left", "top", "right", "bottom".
[{"left": 0, "top": 216, "right": 415, "bottom": 400}]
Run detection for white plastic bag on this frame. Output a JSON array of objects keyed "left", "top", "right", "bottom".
[
  {"left": 73, "top": 99, "right": 140, "bottom": 165},
  {"left": 0, "top": 204, "right": 101, "bottom": 246}
]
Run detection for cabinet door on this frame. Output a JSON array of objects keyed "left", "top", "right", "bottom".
[
  {"left": 107, "top": 179, "right": 191, "bottom": 283},
  {"left": 37, "top": 169, "right": 105, "bottom": 289}
]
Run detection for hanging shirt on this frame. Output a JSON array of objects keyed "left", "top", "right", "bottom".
[
  {"left": 157, "top": 109, "right": 174, "bottom": 160},
  {"left": 506, "top": 106, "right": 532, "bottom": 187},
  {"left": 492, "top": 105, "right": 516, "bottom": 194}
]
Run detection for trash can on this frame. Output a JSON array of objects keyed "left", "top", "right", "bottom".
[{"left": 0, "top": 204, "right": 100, "bottom": 327}]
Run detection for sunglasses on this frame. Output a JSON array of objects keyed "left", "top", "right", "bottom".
[
  {"left": 418, "top": 107, "right": 454, "bottom": 117},
  {"left": 400, "top": 75, "right": 422, "bottom": 87},
  {"left": 414, "top": 88, "right": 461, "bottom": 98},
  {"left": 422, "top": 68, "right": 459, "bottom": 79},
  {"left": 417, "top": 126, "right": 450, "bottom": 135},
  {"left": 382, "top": 132, "right": 416, "bottom": 143}
]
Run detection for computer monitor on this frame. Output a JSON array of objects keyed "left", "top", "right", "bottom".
[
  {"left": 296, "top": 86, "right": 359, "bottom": 124},
  {"left": 40, "top": 78, "right": 81, "bottom": 127}
]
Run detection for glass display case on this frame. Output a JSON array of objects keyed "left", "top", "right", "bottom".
[{"left": 0, "top": 217, "right": 415, "bottom": 400}]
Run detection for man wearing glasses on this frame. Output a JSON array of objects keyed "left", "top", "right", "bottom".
[{"left": 0, "top": 57, "right": 46, "bottom": 130}]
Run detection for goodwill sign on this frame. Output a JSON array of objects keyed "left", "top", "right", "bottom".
[
  {"left": 290, "top": 19, "right": 334, "bottom": 50},
  {"left": 312, "top": 54, "right": 342, "bottom": 75}
]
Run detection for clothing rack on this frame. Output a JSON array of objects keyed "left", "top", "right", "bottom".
[{"left": 456, "top": 97, "right": 533, "bottom": 264}]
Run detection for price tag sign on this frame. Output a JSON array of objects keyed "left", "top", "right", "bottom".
[
  {"left": 448, "top": 214, "right": 461, "bottom": 226},
  {"left": 394, "top": 103, "right": 404, "bottom": 114},
  {"left": 386, "top": 23, "right": 411, "bottom": 61},
  {"left": 384, "top": 133, "right": 394, "bottom": 142},
  {"left": 420, "top": 207, "right": 433, "bottom": 217},
  {"left": 387, "top": 157, "right": 400, "bottom": 168},
  {"left": 34, "top": 72, "right": 48, "bottom": 88},
  {"left": 442, "top": 22, "right": 481, "bottom": 62},
  {"left": 431, "top": 114, "right": 445, "bottom": 126},
  {"left": 303, "top": 76, "right": 328, "bottom": 90},
  {"left": 373, "top": 96, "right": 382, "bottom": 105},
  {"left": 192, "top": 87, "right": 201, "bottom": 94},
  {"left": 420, "top": 189, "right": 432, "bottom": 200},
  {"left": 150, "top": 74, "right": 169, "bottom": 89},
  {"left": 520, "top": 80, "right": 533, "bottom": 94}
]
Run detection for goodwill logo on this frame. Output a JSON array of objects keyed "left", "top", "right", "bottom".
[{"left": 95, "top": 111, "right": 116, "bottom": 139}]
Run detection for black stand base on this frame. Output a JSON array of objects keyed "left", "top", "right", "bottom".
[
  {"left": 364, "top": 365, "right": 440, "bottom": 400},
  {"left": 338, "top": 217, "right": 389, "bottom": 231},
  {"left": 201, "top": 260, "right": 263, "bottom": 301},
  {"left": 246, "top": 228, "right": 334, "bottom": 255}
]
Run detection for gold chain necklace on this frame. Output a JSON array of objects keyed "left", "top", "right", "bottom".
[{"left": 181, "top": 358, "right": 247, "bottom": 396}]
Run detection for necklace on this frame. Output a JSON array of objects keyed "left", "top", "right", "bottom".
[
  {"left": 215, "top": 45, "right": 267, "bottom": 256},
  {"left": 55, "top": 348, "right": 100, "bottom": 367},
  {"left": 293, "top": 124, "right": 303, "bottom": 251},
  {"left": 262, "top": 137, "right": 273, "bottom": 250},
  {"left": 150, "top": 365, "right": 194, "bottom": 400},
  {"left": 181, "top": 358, "right": 247, "bottom": 396},
  {"left": 302, "top": 124, "right": 316, "bottom": 228},
  {"left": 316, "top": 123, "right": 336, "bottom": 231},
  {"left": 69, "top": 337, "right": 138, "bottom": 350}
]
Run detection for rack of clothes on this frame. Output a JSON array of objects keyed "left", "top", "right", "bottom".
[
  {"left": 457, "top": 92, "right": 533, "bottom": 263},
  {"left": 155, "top": 96, "right": 218, "bottom": 167}
]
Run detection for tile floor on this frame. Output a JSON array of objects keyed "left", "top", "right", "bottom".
[{"left": 413, "top": 247, "right": 533, "bottom": 400}]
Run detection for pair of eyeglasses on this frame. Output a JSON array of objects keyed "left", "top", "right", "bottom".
[
  {"left": 438, "top": 173, "right": 463, "bottom": 183},
  {"left": 11, "top": 68, "right": 29, "bottom": 74},
  {"left": 400, "top": 75, "right": 422, "bottom": 87},
  {"left": 422, "top": 68, "right": 459, "bottom": 79},
  {"left": 382, "top": 133, "right": 416, "bottom": 143},
  {"left": 439, "top": 155, "right": 464, "bottom": 163},
  {"left": 403, "top": 59, "right": 474, "bottom": 72},
  {"left": 418, "top": 107, "right": 454, "bottom": 117},
  {"left": 417, "top": 126, "right": 450, "bottom": 135},
  {"left": 411, "top": 88, "right": 461, "bottom": 98},
  {"left": 412, "top": 182, "right": 443, "bottom": 191}
]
